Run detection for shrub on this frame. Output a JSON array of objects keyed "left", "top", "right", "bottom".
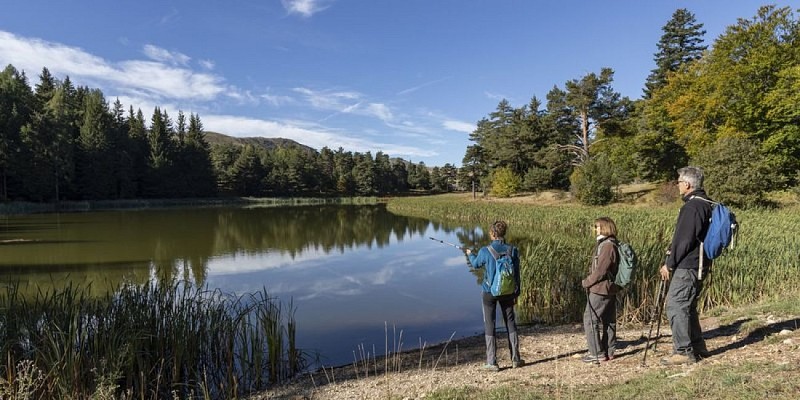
[
  {"left": 570, "top": 155, "right": 615, "bottom": 205},
  {"left": 693, "top": 136, "right": 773, "bottom": 208},
  {"left": 490, "top": 167, "right": 521, "bottom": 198}
]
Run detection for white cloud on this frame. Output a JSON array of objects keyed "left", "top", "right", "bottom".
[
  {"left": 198, "top": 59, "right": 215, "bottom": 70},
  {"left": 201, "top": 114, "right": 436, "bottom": 159},
  {"left": 261, "top": 93, "right": 295, "bottom": 107},
  {"left": 294, "top": 87, "right": 395, "bottom": 122},
  {"left": 281, "top": 0, "right": 331, "bottom": 18},
  {"left": 442, "top": 120, "right": 475, "bottom": 133},
  {"left": 143, "top": 44, "right": 190, "bottom": 66},
  {"left": 0, "top": 31, "right": 228, "bottom": 102}
]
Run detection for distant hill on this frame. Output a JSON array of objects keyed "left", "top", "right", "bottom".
[{"left": 205, "top": 131, "right": 316, "bottom": 154}]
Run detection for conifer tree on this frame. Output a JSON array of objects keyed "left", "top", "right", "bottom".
[{"left": 644, "top": 8, "right": 707, "bottom": 98}]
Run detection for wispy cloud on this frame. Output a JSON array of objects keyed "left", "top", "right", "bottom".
[
  {"left": 442, "top": 120, "right": 475, "bottom": 133},
  {"left": 198, "top": 59, "right": 215, "bottom": 70},
  {"left": 396, "top": 77, "right": 450, "bottom": 96},
  {"left": 261, "top": 93, "right": 295, "bottom": 107},
  {"left": 293, "top": 87, "right": 394, "bottom": 122},
  {"left": 0, "top": 30, "right": 440, "bottom": 163},
  {"left": 484, "top": 91, "right": 510, "bottom": 102},
  {"left": 281, "top": 0, "right": 331, "bottom": 18},
  {"left": 0, "top": 31, "right": 228, "bottom": 101},
  {"left": 202, "top": 114, "right": 436, "bottom": 159},
  {"left": 143, "top": 44, "right": 190, "bottom": 66}
]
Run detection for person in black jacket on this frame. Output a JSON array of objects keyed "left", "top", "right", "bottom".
[{"left": 659, "top": 166, "right": 714, "bottom": 365}]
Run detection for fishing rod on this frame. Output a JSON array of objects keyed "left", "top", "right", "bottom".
[
  {"left": 428, "top": 237, "right": 465, "bottom": 250},
  {"left": 429, "top": 237, "right": 473, "bottom": 268}
]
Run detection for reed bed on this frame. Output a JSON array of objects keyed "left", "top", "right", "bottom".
[
  {"left": 0, "top": 280, "right": 304, "bottom": 399},
  {"left": 387, "top": 196, "right": 800, "bottom": 324}
]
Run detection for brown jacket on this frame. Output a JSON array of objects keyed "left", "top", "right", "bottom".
[{"left": 581, "top": 237, "right": 619, "bottom": 295}]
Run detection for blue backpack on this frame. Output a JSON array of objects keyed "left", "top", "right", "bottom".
[
  {"left": 486, "top": 245, "right": 518, "bottom": 297},
  {"left": 695, "top": 197, "right": 738, "bottom": 259}
]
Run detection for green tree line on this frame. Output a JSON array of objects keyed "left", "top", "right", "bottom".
[
  {"left": 0, "top": 67, "right": 458, "bottom": 201},
  {"left": 465, "top": 6, "right": 800, "bottom": 207}
]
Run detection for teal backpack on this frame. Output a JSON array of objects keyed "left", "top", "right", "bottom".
[
  {"left": 486, "top": 246, "right": 518, "bottom": 297},
  {"left": 607, "top": 239, "right": 637, "bottom": 289}
]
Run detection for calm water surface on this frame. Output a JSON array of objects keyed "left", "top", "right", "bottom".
[{"left": 0, "top": 204, "right": 490, "bottom": 367}]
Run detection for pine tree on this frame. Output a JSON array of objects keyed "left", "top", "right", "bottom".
[{"left": 644, "top": 8, "right": 707, "bottom": 98}]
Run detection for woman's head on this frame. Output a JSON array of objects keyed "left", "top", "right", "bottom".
[
  {"left": 594, "top": 217, "right": 617, "bottom": 237},
  {"left": 490, "top": 220, "right": 507, "bottom": 239}
]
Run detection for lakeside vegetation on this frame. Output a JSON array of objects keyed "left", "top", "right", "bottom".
[
  {"left": 0, "top": 196, "right": 379, "bottom": 215},
  {"left": 386, "top": 194, "right": 800, "bottom": 324},
  {"left": 0, "top": 280, "right": 302, "bottom": 399}
]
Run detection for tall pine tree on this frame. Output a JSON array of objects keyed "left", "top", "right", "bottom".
[{"left": 644, "top": 8, "right": 707, "bottom": 98}]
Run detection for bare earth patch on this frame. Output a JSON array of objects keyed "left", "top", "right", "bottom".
[{"left": 252, "top": 313, "right": 799, "bottom": 399}]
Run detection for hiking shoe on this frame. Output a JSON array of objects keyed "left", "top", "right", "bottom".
[
  {"left": 601, "top": 355, "right": 614, "bottom": 362},
  {"left": 581, "top": 354, "right": 602, "bottom": 364},
  {"left": 660, "top": 353, "right": 697, "bottom": 366},
  {"left": 481, "top": 363, "right": 500, "bottom": 372},
  {"left": 512, "top": 359, "right": 525, "bottom": 368}
]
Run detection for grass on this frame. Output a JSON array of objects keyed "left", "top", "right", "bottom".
[
  {"left": 0, "top": 280, "right": 305, "bottom": 399},
  {"left": 386, "top": 194, "right": 800, "bottom": 325}
]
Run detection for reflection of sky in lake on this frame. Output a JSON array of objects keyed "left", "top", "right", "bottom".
[{"left": 204, "top": 225, "right": 485, "bottom": 368}]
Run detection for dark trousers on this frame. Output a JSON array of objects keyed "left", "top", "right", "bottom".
[
  {"left": 666, "top": 268, "right": 706, "bottom": 355},
  {"left": 481, "top": 292, "right": 520, "bottom": 365},
  {"left": 583, "top": 292, "right": 617, "bottom": 358}
]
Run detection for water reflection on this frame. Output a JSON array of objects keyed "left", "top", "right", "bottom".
[{"left": 0, "top": 205, "right": 489, "bottom": 367}]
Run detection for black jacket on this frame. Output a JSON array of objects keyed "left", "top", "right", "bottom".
[{"left": 666, "top": 189, "right": 714, "bottom": 271}]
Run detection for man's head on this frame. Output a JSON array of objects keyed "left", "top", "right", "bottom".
[
  {"left": 677, "top": 166, "right": 704, "bottom": 195},
  {"left": 490, "top": 220, "right": 507, "bottom": 239}
]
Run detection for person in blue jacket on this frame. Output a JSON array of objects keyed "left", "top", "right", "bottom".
[{"left": 466, "top": 220, "right": 524, "bottom": 371}]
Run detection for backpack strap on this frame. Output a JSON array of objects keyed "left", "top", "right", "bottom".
[
  {"left": 486, "top": 245, "right": 506, "bottom": 260},
  {"left": 689, "top": 195, "right": 718, "bottom": 206}
]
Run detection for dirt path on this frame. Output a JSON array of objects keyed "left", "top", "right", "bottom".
[{"left": 254, "top": 313, "right": 799, "bottom": 399}]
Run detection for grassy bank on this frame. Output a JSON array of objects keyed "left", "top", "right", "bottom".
[
  {"left": 0, "top": 196, "right": 380, "bottom": 215},
  {"left": 387, "top": 194, "right": 800, "bottom": 324}
]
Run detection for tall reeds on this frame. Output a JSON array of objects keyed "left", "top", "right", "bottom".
[
  {"left": 388, "top": 196, "right": 800, "bottom": 324},
  {"left": 0, "top": 280, "right": 304, "bottom": 399}
]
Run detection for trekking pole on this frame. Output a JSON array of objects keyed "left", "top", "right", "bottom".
[
  {"left": 586, "top": 288, "right": 602, "bottom": 365},
  {"left": 641, "top": 278, "right": 666, "bottom": 366}
]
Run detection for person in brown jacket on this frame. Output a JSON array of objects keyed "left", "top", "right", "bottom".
[{"left": 580, "top": 217, "right": 620, "bottom": 363}]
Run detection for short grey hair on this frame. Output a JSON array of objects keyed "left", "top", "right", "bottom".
[{"left": 678, "top": 166, "right": 704, "bottom": 189}]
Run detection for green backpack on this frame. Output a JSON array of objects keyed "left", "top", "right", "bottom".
[
  {"left": 486, "top": 245, "right": 517, "bottom": 297},
  {"left": 606, "top": 239, "right": 637, "bottom": 289}
]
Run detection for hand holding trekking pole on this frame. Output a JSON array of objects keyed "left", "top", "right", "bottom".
[{"left": 659, "top": 249, "right": 672, "bottom": 280}]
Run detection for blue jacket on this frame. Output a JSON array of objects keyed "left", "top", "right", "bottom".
[{"left": 468, "top": 240, "right": 521, "bottom": 296}]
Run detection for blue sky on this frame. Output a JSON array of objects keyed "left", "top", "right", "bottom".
[{"left": 0, "top": 1, "right": 786, "bottom": 167}]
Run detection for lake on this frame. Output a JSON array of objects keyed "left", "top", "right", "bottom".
[{"left": 0, "top": 204, "right": 493, "bottom": 368}]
